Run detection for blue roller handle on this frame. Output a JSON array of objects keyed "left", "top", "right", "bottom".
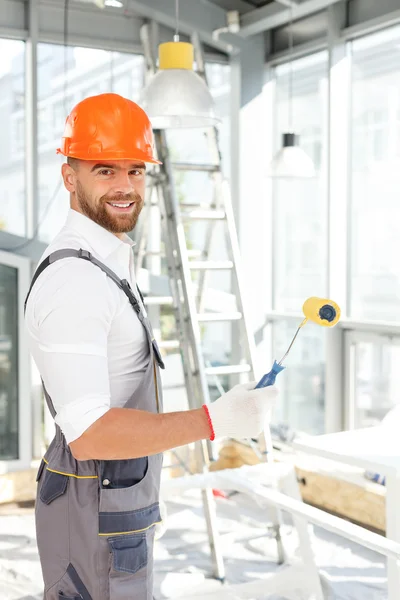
[{"left": 255, "top": 360, "right": 285, "bottom": 388}]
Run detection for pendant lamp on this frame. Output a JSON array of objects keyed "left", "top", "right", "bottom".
[
  {"left": 140, "top": 0, "right": 220, "bottom": 129},
  {"left": 270, "top": 9, "right": 315, "bottom": 178}
]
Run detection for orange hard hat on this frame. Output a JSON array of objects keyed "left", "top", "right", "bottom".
[{"left": 57, "top": 93, "right": 161, "bottom": 164}]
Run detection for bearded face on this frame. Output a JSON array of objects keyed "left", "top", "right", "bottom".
[{"left": 75, "top": 180, "right": 144, "bottom": 234}]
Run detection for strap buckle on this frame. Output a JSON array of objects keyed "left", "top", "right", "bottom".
[
  {"left": 78, "top": 249, "right": 92, "bottom": 260},
  {"left": 121, "top": 279, "right": 141, "bottom": 315}
]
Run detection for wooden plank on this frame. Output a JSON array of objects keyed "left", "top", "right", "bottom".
[
  {"left": 0, "top": 467, "right": 38, "bottom": 505},
  {"left": 210, "top": 440, "right": 386, "bottom": 533}
]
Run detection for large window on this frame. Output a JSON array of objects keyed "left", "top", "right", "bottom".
[
  {"left": 350, "top": 26, "right": 400, "bottom": 321},
  {"left": 346, "top": 332, "right": 400, "bottom": 429},
  {"left": 0, "top": 39, "right": 25, "bottom": 237},
  {"left": 0, "top": 263, "right": 19, "bottom": 460},
  {"left": 0, "top": 251, "right": 30, "bottom": 467},
  {"left": 273, "top": 320, "right": 325, "bottom": 434},
  {"left": 37, "top": 45, "right": 145, "bottom": 243},
  {"left": 273, "top": 52, "right": 328, "bottom": 313},
  {"left": 272, "top": 52, "right": 328, "bottom": 434}
]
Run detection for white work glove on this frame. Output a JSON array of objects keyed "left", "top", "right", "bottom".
[{"left": 206, "top": 381, "right": 278, "bottom": 440}]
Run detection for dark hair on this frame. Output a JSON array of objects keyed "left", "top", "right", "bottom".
[{"left": 67, "top": 157, "right": 80, "bottom": 169}]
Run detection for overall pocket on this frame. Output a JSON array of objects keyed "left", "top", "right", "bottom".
[
  {"left": 101, "top": 456, "right": 147, "bottom": 489},
  {"left": 40, "top": 469, "right": 69, "bottom": 505},
  {"left": 109, "top": 534, "right": 147, "bottom": 575},
  {"left": 99, "top": 502, "right": 161, "bottom": 537},
  {"left": 107, "top": 531, "right": 156, "bottom": 600},
  {"left": 36, "top": 466, "right": 70, "bottom": 590},
  {"left": 99, "top": 453, "right": 163, "bottom": 514}
]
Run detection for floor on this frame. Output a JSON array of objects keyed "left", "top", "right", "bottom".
[{"left": 0, "top": 488, "right": 388, "bottom": 600}]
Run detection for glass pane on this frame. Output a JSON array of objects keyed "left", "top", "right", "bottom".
[
  {"left": 272, "top": 319, "right": 325, "bottom": 434},
  {"left": 273, "top": 52, "right": 328, "bottom": 312},
  {"left": 0, "top": 39, "right": 25, "bottom": 236},
  {"left": 37, "top": 45, "right": 145, "bottom": 243},
  {"left": 0, "top": 264, "right": 19, "bottom": 460},
  {"left": 352, "top": 339, "right": 400, "bottom": 428},
  {"left": 350, "top": 26, "right": 400, "bottom": 320}
]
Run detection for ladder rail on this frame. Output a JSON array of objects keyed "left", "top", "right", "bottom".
[
  {"left": 154, "top": 132, "right": 226, "bottom": 581},
  {"left": 135, "top": 183, "right": 155, "bottom": 275},
  {"left": 190, "top": 32, "right": 226, "bottom": 317},
  {"left": 193, "top": 28, "right": 283, "bottom": 560},
  {"left": 154, "top": 131, "right": 212, "bottom": 409},
  {"left": 141, "top": 23, "right": 226, "bottom": 580},
  {"left": 140, "top": 21, "right": 284, "bottom": 575}
]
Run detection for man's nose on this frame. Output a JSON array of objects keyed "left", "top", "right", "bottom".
[{"left": 112, "top": 171, "right": 135, "bottom": 195}]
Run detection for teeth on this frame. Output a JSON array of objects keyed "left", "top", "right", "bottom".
[{"left": 110, "top": 202, "right": 131, "bottom": 208}]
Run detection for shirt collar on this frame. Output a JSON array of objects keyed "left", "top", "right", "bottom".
[{"left": 65, "top": 209, "right": 136, "bottom": 259}]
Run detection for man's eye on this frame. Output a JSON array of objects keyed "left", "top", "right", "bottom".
[
  {"left": 99, "top": 169, "right": 112, "bottom": 176},
  {"left": 130, "top": 170, "right": 143, "bottom": 176}
]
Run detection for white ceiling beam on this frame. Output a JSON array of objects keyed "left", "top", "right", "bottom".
[
  {"left": 274, "top": 0, "right": 300, "bottom": 7},
  {"left": 127, "top": 0, "right": 239, "bottom": 53},
  {"left": 240, "top": 0, "right": 345, "bottom": 37}
]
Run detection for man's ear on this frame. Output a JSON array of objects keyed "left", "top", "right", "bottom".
[{"left": 62, "top": 163, "right": 77, "bottom": 193}]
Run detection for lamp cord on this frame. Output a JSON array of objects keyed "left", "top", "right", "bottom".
[
  {"left": 174, "top": 0, "right": 180, "bottom": 41},
  {"left": 288, "top": 5, "right": 293, "bottom": 133}
]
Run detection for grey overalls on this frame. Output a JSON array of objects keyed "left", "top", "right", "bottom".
[{"left": 25, "top": 248, "right": 165, "bottom": 600}]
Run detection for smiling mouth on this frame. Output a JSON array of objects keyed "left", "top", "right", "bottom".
[{"left": 106, "top": 201, "right": 135, "bottom": 211}]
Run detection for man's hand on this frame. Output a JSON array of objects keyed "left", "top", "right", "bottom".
[{"left": 207, "top": 382, "right": 278, "bottom": 440}]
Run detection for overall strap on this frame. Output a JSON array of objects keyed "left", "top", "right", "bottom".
[
  {"left": 25, "top": 249, "right": 140, "bottom": 314},
  {"left": 25, "top": 248, "right": 165, "bottom": 369},
  {"left": 26, "top": 248, "right": 165, "bottom": 442}
]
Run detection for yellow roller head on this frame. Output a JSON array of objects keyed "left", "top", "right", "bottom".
[{"left": 302, "top": 297, "right": 341, "bottom": 327}]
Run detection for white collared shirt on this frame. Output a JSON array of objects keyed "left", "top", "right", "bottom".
[{"left": 25, "top": 209, "right": 150, "bottom": 443}]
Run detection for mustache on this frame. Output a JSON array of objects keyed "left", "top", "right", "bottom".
[{"left": 102, "top": 192, "right": 143, "bottom": 204}]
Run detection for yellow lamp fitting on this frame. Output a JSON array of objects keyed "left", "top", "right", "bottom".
[{"left": 158, "top": 41, "right": 194, "bottom": 70}]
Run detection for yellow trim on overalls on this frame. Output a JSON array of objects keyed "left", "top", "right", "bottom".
[
  {"left": 99, "top": 521, "right": 162, "bottom": 537},
  {"left": 43, "top": 457, "right": 97, "bottom": 479}
]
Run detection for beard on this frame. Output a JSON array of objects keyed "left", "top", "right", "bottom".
[{"left": 75, "top": 180, "right": 144, "bottom": 234}]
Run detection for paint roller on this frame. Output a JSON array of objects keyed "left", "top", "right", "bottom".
[{"left": 255, "top": 297, "right": 341, "bottom": 389}]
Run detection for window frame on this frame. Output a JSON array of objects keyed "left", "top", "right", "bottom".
[{"left": 0, "top": 250, "right": 31, "bottom": 474}]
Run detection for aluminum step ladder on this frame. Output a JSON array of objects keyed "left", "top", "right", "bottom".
[{"left": 138, "top": 23, "right": 285, "bottom": 580}]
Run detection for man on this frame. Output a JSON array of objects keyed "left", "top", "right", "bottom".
[{"left": 25, "top": 93, "right": 277, "bottom": 600}]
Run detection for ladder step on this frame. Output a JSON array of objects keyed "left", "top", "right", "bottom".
[
  {"left": 182, "top": 209, "right": 226, "bottom": 221},
  {"left": 205, "top": 364, "right": 251, "bottom": 376},
  {"left": 143, "top": 296, "right": 174, "bottom": 306},
  {"left": 172, "top": 162, "right": 219, "bottom": 173},
  {"left": 189, "top": 260, "right": 233, "bottom": 270},
  {"left": 187, "top": 249, "right": 204, "bottom": 258},
  {"left": 157, "top": 340, "right": 180, "bottom": 350},
  {"left": 197, "top": 312, "right": 243, "bottom": 323}
]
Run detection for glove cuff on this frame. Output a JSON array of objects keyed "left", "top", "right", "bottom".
[{"left": 202, "top": 405, "right": 215, "bottom": 441}]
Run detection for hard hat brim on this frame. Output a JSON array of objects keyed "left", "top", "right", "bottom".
[{"left": 56, "top": 147, "right": 162, "bottom": 165}]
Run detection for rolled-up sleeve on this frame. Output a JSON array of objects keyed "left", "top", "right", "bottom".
[{"left": 26, "top": 259, "right": 115, "bottom": 443}]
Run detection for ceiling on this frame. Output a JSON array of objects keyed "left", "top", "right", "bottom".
[{"left": 208, "top": 0, "right": 275, "bottom": 13}]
